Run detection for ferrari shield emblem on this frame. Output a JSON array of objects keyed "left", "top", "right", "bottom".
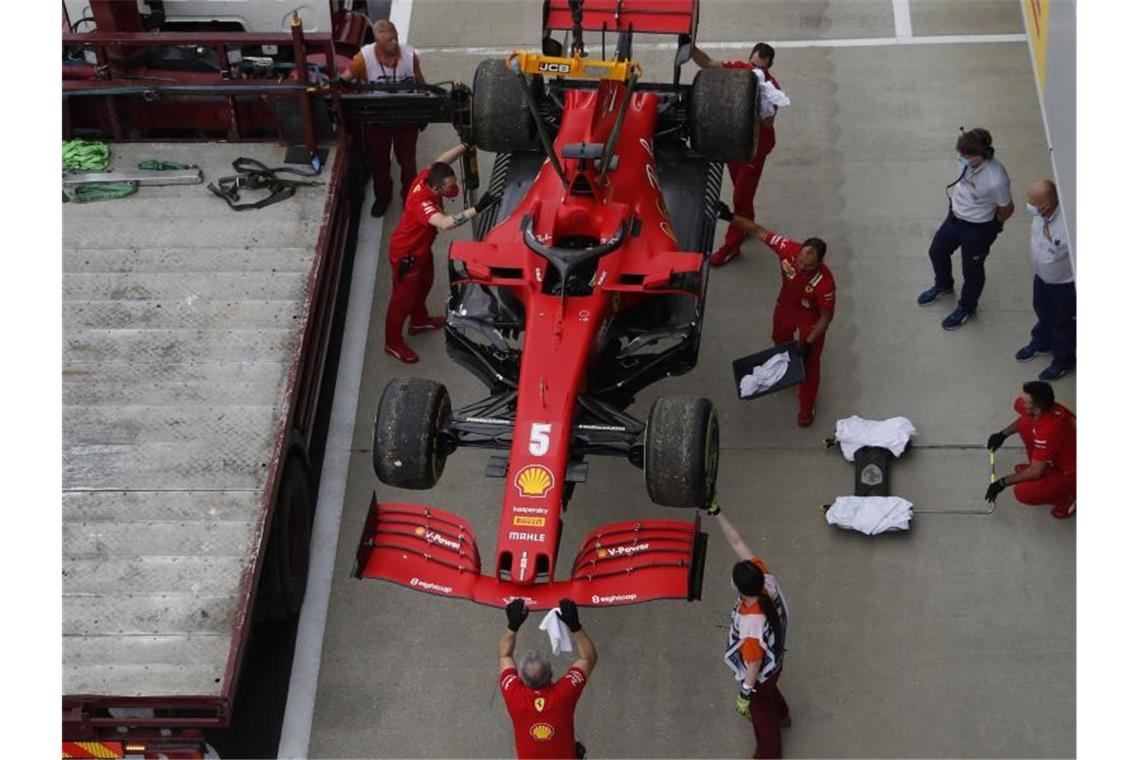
[{"left": 534, "top": 697, "right": 545, "bottom": 712}]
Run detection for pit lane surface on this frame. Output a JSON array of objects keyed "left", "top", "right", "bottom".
[{"left": 301, "top": 2, "right": 1074, "bottom": 756}]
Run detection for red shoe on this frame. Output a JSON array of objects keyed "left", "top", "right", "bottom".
[
  {"left": 710, "top": 246, "right": 741, "bottom": 268},
  {"left": 797, "top": 408, "right": 815, "bottom": 427},
  {"left": 1051, "top": 501, "right": 1076, "bottom": 519},
  {"left": 408, "top": 316, "right": 445, "bottom": 334},
  {"left": 384, "top": 342, "right": 419, "bottom": 364}
]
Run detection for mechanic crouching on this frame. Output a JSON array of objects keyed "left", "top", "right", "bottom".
[
  {"left": 717, "top": 202, "right": 836, "bottom": 427},
  {"left": 384, "top": 143, "right": 496, "bottom": 363},
  {"left": 499, "top": 599, "right": 596, "bottom": 759}
]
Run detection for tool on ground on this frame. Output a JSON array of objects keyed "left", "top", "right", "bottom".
[
  {"left": 64, "top": 168, "right": 202, "bottom": 187},
  {"left": 207, "top": 157, "right": 321, "bottom": 211}
]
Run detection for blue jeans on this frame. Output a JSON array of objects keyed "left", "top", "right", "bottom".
[
  {"left": 1028, "top": 275, "right": 1077, "bottom": 367},
  {"left": 927, "top": 213, "right": 1003, "bottom": 312}
]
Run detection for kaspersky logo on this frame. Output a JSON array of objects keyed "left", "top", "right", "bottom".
[
  {"left": 597, "top": 542, "right": 649, "bottom": 559},
  {"left": 515, "top": 465, "right": 554, "bottom": 498},
  {"left": 414, "top": 526, "right": 461, "bottom": 551}
]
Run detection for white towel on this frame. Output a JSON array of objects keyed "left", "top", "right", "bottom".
[
  {"left": 538, "top": 608, "right": 573, "bottom": 655},
  {"left": 754, "top": 70, "right": 790, "bottom": 118},
  {"left": 740, "top": 351, "right": 790, "bottom": 397},
  {"left": 826, "top": 496, "right": 914, "bottom": 535},
  {"left": 833, "top": 415, "right": 917, "bottom": 461}
]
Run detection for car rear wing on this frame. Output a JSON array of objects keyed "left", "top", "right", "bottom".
[
  {"left": 354, "top": 495, "right": 707, "bottom": 608},
  {"left": 543, "top": 0, "right": 699, "bottom": 37}
]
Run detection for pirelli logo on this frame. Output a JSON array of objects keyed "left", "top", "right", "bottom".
[
  {"left": 62, "top": 742, "right": 124, "bottom": 759},
  {"left": 513, "top": 516, "right": 546, "bottom": 527}
]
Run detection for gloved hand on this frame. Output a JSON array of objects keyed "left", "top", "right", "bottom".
[
  {"left": 984, "top": 478, "right": 1006, "bottom": 503},
  {"left": 397, "top": 255, "right": 416, "bottom": 280},
  {"left": 986, "top": 431, "right": 1008, "bottom": 452},
  {"left": 735, "top": 690, "right": 752, "bottom": 717},
  {"left": 474, "top": 192, "right": 500, "bottom": 213},
  {"left": 715, "top": 201, "right": 734, "bottom": 222},
  {"left": 791, "top": 340, "right": 811, "bottom": 358},
  {"left": 506, "top": 598, "right": 529, "bottom": 632},
  {"left": 557, "top": 598, "right": 582, "bottom": 632},
  {"left": 706, "top": 496, "right": 721, "bottom": 517}
]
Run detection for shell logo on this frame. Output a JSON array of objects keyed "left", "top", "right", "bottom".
[
  {"left": 529, "top": 722, "right": 555, "bottom": 742},
  {"left": 515, "top": 465, "right": 555, "bottom": 498},
  {"left": 597, "top": 548, "right": 608, "bottom": 558},
  {"left": 414, "top": 526, "right": 426, "bottom": 537}
]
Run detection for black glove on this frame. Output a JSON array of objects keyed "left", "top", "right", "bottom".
[
  {"left": 506, "top": 598, "right": 529, "bottom": 632},
  {"left": 557, "top": 598, "right": 582, "bottom": 633},
  {"left": 474, "top": 192, "right": 500, "bottom": 214},
  {"left": 984, "top": 478, "right": 1006, "bottom": 503},
  {"left": 791, "top": 340, "right": 811, "bottom": 358},
  {"left": 986, "top": 431, "right": 1008, "bottom": 452},
  {"left": 397, "top": 255, "right": 415, "bottom": 280},
  {"left": 715, "top": 200, "right": 734, "bottom": 222}
]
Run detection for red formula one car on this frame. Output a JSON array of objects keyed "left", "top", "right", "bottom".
[{"left": 355, "top": 0, "right": 759, "bottom": 608}]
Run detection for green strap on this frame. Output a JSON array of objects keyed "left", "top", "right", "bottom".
[
  {"left": 65, "top": 181, "right": 138, "bottom": 203},
  {"left": 137, "top": 159, "right": 194, "bottom": 171},
  {"left": 63, "top": 139, "right": 110, "bottom": 172}
]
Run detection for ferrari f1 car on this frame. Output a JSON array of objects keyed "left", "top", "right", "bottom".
[{"left": 355, "top": 0, "right": 759, "bottom": 608}]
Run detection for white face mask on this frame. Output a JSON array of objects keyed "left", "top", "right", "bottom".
[{"left": 1025, "top": 203, "right": 1041, "bottom": 217}]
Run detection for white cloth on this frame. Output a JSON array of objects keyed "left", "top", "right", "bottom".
[
  {"left": 826, "top": 496, "right": 914, "bottom": 535},
  {"left": 949, "top": 157, "right": 1012, "bottom": 222},
  {"left": 538, "top": 608, "right": 573, "bottom": 655},
  {"left": 833, "top": 415, "right": 917, "bottom": 461},
  {"left": 739, "top": 351, "right": 790, "bottom": 397},
  {"left": 755, "top": 73, "right": 790, "bottom": 119},
  {"left": 1029, "top": 206, "right": 1073, "bottom": 284}
]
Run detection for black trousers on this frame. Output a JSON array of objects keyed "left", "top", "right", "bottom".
[
  {"left": 928, "top": 213, "right": 1002, "bottom": 312},
  {"left": 1028, "top": 275, "right": 1077, "bottom": 367}
]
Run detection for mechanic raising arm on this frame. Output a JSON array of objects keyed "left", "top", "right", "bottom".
[
  {"left": 499, "top": 599, "right": 596, "bottom": 759},
  {"left": 706, "top": 498, "right": 791, "bottom": 759},
  {"left": 716, "top": 202, "right": 835, "bottom": 427},
  {"left": 384, "top": 143, "right": 498, "bottom": 363}
]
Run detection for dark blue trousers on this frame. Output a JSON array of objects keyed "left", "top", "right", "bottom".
[
  {"left": 928, "top": 213, "right": 1003, "bottom": 312},
  {"left": 1028, "top": 275, "right": 1077, "bottom": 367}
]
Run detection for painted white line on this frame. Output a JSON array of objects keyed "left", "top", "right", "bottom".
[
  {"left": 276, "top": 192, "right": 384, "bottom": 760},
  {"left": 390, "top": 0, "right": 414, "bottom": 42},
  {"left": 415, "top": 33, "right": 1027, "bottom": 56},
  {"left": 893, "top": 0, "right": 914, "bottom": 39}
]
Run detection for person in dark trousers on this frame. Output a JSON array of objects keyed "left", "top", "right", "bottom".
[
  {"left": 340, "top": 20, "right": 427, "bottom": 217},
  {"left": 917, "top": 128, "right": 1014, "bottom": 330},
  {"left": 1016, "top": 179, "right": 1075, "bottom": 380},
  {"left": 499, "top": 598, "right": 596, "bottom": 759},
  {"left": 717, "top": 202, "right": 836, "bottom": 427},
  {"left": 985, "top": 381, "right": 1076, "bottom": 519},
  {"left": 383, "top": 143, "right": 496, "bottom": 363},
  {"left": 707, "top": 498, "right": 791, "bottom": 759},
  {"left": 690, "top": 42, "right": 782, "bottom": 267}
]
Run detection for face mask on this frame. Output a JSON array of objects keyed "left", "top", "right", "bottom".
[
  {"left": 956, "top": 156, "right": 971, "bottom": 171},
  {"left": 441, "top": 185, "right": 459, "bottom": 198},
  {"left": 1025, "top": 203, "right": 1041, "bottom": 217}
]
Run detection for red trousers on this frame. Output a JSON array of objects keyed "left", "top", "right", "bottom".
[
  {"left": 721, "top": 130, "right": 775, "bottom": 254},
  {"left": 365, "top": 124, "right": 419, "bottom": 205},
  {"left": 772, "top": 306, "right": 825, "bottom": 416},
  {"left": 748, "top": 672, "right": 790, "bottom": 759},
  {"left": 1013, "top": 423, "right": 1077, "bottom": 509},
  {"left": 385, "top": 250, "right": 434, "bottom": 347}
]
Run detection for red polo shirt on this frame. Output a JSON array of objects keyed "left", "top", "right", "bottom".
[
  {"left": 388, "top": 168, "right": 442, "bottom": 260},
  {"left": 762, "top": 232, "right": 837, "bottom": 318},
  {"left": 500, "top": 666, "right": 588, "bottom": 759}
]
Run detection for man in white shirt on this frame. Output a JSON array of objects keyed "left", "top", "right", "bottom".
[
  {"left": 1015, "top": 179, "right": 1075, "bottom": 380},
  {"left": 916, "top": 128, "right": 1014, "bottom": 330}
]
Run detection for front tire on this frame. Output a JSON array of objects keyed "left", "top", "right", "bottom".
[
  {"left": 644, "top": 396, "right": 720, "bottom": 508},
  {"left": 372, "top": 377, "right": 451, "bottom": 489}
]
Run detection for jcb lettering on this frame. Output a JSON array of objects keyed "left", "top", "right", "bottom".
[{"left": 538, "top": 62, "right": 572, "bottom": 73}]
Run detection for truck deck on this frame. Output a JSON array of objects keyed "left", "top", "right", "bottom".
[{"left": 62, "top": 141, "right": 336, "bottom": 700}]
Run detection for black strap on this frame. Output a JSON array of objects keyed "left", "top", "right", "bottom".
[{"left": 207, "top": 157, "right": 321, "bottom": 211}]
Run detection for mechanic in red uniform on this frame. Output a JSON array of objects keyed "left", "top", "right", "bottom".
[
  {"left": 707, "top": 498, "right": 791, "bottom": 759},
  {"left": 717, "top": 202, "right": 836, "bottom": 427},
  {"left": 499, "top": 598, "right": 596, "bottom": 759},
  {"left": 984, "top": 380, "right": 1076, "bottom": 519},
  {"left": 384, "top": 143, "right": 497, "bottom": 363},
  {"left": 691, "top": 42, "right": 781, "bottom": 267}
]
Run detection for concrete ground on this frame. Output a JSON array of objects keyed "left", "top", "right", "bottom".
[{"left": 307, "top": 1, "right": 1074, "bottom": 757}]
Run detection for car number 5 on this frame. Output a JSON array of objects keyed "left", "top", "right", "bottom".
[{"left": 528, "top": 423, "right": 552, "bottom": 456}]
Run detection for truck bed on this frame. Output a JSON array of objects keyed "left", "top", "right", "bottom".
[{"left": 62, "top": 142, "right": 335, "bottom": 699}]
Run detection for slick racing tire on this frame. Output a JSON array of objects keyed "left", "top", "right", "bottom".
[
  {"left": 471, "top": 58, "right": 543, "bottom": 154},
  {"left": 644, "top": 396, "right": 720, "bottom": 508},
  {"left": 690, "top": 67, "right": 759, "bottom": 163},
  {"left": 373, "top": 377, "right": 451, "bottom": 489}
]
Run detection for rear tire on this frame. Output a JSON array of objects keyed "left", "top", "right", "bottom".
[
  {"left": 690, "top": 68, "right": 759, "bottom": 163},
  {"left": 373, "top": 377, "right": 451, "bottom": 489},
  {"left": 644, "top": 396, "right": 719, "bottom": 508},
  {"left": 256, "top": 457, "right": 312, "bottom": 622},
  {"left": 471, "top": 58, "right": 543, "bottom": 154}
]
